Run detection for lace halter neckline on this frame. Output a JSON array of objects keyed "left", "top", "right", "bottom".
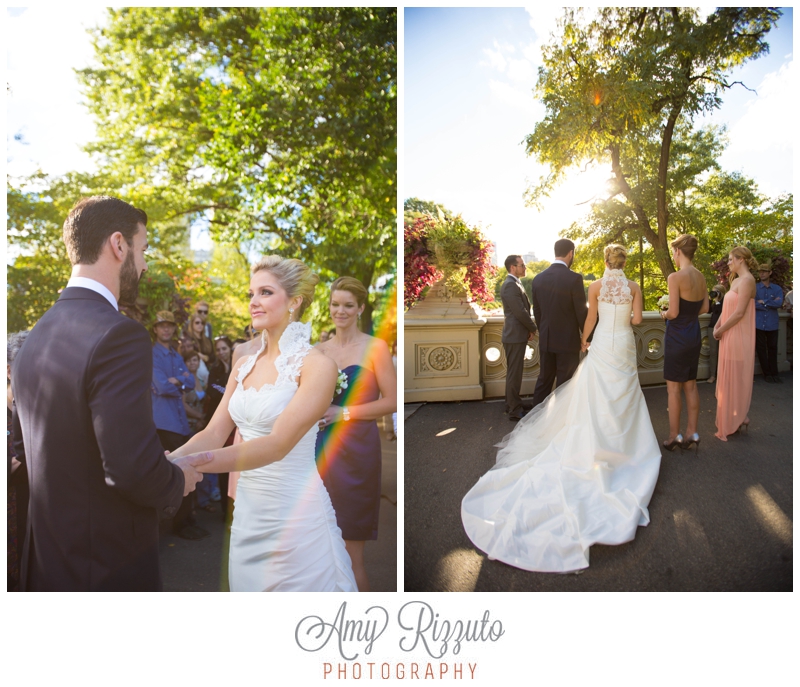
[
  {"left": 599, "top": 268, "right": 633, "bottom": 305},
  {"left": 236, "top": 321, "right": 313, "bottom": 390}
]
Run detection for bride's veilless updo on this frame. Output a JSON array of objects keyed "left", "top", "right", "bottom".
[
  {"left": 251, "top": 255, "right": 319, "bottom": 319},
  {"left": 670, "top": 234, "right": 698, "bottom": 261},
  {"left": 604, "top": 244, "right": 627, "bottom": 269},
  {"left": 728, "top": 246, "right": 759, "bottom": 284}
]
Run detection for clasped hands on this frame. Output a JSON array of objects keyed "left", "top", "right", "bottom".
[{"left": 166, "top": 450, "right": 214, "bottom": 496}]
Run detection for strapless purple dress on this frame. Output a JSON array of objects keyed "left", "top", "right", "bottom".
[{"left": 315, "top": 364, "right": 382, "bottom": 540}]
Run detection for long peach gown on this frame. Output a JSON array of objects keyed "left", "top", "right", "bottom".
[{"left": 714, "top": 291, "right": 755, "bottom": 440}]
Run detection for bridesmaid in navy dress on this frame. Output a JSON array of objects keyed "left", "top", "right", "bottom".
[
  {"left": 660, "top": 235, "right": 709, "bottom": 451},
  {"left": 315, "top": 277, "right": 397, "bottom": 591}
]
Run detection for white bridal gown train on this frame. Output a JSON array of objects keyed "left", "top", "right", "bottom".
[
  {"left": 227, "top": 322, "right": 357, "bottom": 591},
  {"left": 461, "top": 269, "right": 662, "bottom": 573}
]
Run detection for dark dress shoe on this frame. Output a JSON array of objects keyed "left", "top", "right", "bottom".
[
  {"left": 772, "top": 375, "right": 783, "bottom": 383},
  {"left": 509, "top": 412, "right": 525, "bottom": 422},
  {"left": 177, "top": 525, "right": 210, "bottom": 540},
  {"left": 521, "top": 401, "right": 534, "bottom": 411},
  {"left": 764, "top": 375, "right": 775, "bottom": 383}
]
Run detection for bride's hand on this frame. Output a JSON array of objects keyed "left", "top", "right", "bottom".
[
  {"left": 318, "top": 405, "right": 339, "bottom": 430},
  {"left": 580, "top": 341, "right": 590, "bottom": 352}
]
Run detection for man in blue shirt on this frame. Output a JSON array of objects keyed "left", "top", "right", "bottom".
[
  {"left": 755, "top": 263, "right": 784, "bottom": 383},
  {"left": 152, "top": 310, "right": 209, "bottom": 539}
]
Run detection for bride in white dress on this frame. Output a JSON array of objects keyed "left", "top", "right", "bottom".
[
  {"left": 462, "top": 245, "right": 662, "bottom": 573},
  {"left": 170, "top": 256, "right": 357, "bottom": 591}
]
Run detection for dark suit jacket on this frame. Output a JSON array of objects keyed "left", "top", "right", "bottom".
[
  {"left": 12, "top": 287, "right": 185, "bottom": 591},
  {"left": 530, "top": 263, "right": 588, "bottom": 353},
  {"left": 500, "top": 275, "right": 538, "bottom": 344}
]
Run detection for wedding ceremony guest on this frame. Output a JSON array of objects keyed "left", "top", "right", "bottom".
[
  {"left": 195, "top": 300, "right": 214, "bottom": 340},
  {"left": 315, "top": 276, "right": 397, "bottom": 591},
  {"left": 7, "top": 330, "right": 29, "bottom": 592},
  {"left": 179, "top": 336, "right": 208, "bottom": 389},
  {"left": 783, "top": 287, "right": 793, "bottom": 365},
  {"left": 530, "top": 238, "right": 588, "bottom": 411},
  {"left": 152, "top": 310, "right": 209, "bottom": 540},
  {"left": 660, "top": 234, "right": 709, "bottom": 451},
  {"left": 188, "top": 313, "right": 215, "bottom": 366},
  {"left": 714, "top": 246, "right": 758, "bottom": 440},
  {"left": 706, "top": 283, "right": 727, "bottom": 384},
  {"left": 183, "top": 349, "right": 222, "bottom": 512},
  {"left": 500, "top": 255, "right": 538, "bottom": 421},
  {"left": 181, "top": 350, "right": 207, "bottom": 434},
  {"left": 319, "top": 330, "right": 331, "bottom": 343},
  {"left": 11, "top": 196, "right": 208, "bottom": 590},
  {"left": 755, "top": 262, "right": 784, "bottom": 383}
]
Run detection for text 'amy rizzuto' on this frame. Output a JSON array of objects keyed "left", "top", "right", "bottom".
[{"left": 295, "top": 601, "right": 505, "bottom": 661}]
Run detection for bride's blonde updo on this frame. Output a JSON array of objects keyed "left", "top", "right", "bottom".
[
  {"left": 251, "top": 255, "right": 320, "bottom": 319},
  {"left": 604, "top": 244, "right": 627, "bottom": 269}
]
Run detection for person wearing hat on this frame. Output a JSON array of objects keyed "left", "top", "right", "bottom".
[
  {"left": 755, "top": 262, "right": 784, "bottom": 383},
  {"left": 152, "top": 310, "right": 209, "bottom": 539}
]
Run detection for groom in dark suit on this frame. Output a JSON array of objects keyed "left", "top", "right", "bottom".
[
  {"left": 11, "top": 196, "right": 211, "bottom": 591},
  {"left": 529, "top": 238, "right": 589, "bottom": 410},
  {"left": 500, "top": 255, "right": 538, "bottom": 421}
]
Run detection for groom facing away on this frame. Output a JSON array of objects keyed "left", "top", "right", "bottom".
[
  {"left": 529, "top": 238, "right": 589, "bottom": 410},
  {"left": 11, "top": 196, "right": 211, "bottom": 591}
]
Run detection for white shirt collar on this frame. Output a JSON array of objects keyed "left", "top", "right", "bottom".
[
  {"left": 509, "top": 273, "right": 521, "bottom": 284},
  {"left": 66, "top": 276, "right": 119, "bottom": 311},
  {"left": 553, "top": 259, "right": 570, "bottom": 268}
]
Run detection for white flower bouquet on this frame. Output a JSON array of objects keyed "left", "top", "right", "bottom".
[
  {"left": 657, "top": 294, "right": 670, "bottom": 311},
  {"left": 335, "top": 370, "right": 349, "bottom": 396}
]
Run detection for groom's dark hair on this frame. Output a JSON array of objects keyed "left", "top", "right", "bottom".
[
  {"left": 554, "top": 238, "right": 575, "bottom": 258},
  {"left": 63, "top": 196, "right": 148, "bottom": 265},
  {"left": 504, "top": 255, "right": 523, "bottom": 271}
]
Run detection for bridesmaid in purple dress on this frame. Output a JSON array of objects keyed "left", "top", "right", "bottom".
[
  {"left": 315, "top": 277, "right": 397, "bottom": 591},
  {"left": 660, "top": 235, "right": 709, "bottom": 451}
]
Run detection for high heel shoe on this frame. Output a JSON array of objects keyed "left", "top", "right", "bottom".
[
  {"left": 681, "top": 433, "right": 700, "bottom": 453},
  {"left": 737, "top": 418, "right": 750, "bottom": 434},
  {"left": 662, "top": 434, "right": 683, "bottom": 451}
]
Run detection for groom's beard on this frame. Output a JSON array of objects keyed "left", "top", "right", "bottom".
[{"left": 119, "top": 250, "right": 142, "bottom": 305}]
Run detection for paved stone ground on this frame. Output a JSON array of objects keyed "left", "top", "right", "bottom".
[
  {"left": 160, "top": 426, "right": 397, "bottom": 591},
  {"left": 405, "top": 374, "right": 793, "bottom": 591}
]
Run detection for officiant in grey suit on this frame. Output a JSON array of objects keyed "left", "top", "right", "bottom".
[{"left": 501, "top": 255, "right": 538, "bottom": 421}]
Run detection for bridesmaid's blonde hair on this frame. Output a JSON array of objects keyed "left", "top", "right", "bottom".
[
  {"left": 727, "top": 246, "right": 759, "bottom": 285},
  {"left": 330, "top": 276, "right": 369, "bottom": 307},
  {"left": 251, "top": 255, "right": 319, "bottom": 319},
  {"left": 604, "top": 244, "right": 627, "bottom": 269}
]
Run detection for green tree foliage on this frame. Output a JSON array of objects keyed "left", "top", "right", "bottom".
[
  {"left": 403, "top": 197, "right": 453, "bottom": 224},
  {"left": 491, "top": 259, "right": 552, "bottom": 307},
  {"left": 78, "top": 7, "right": 396, "bottom": 308},
  {"left": 526, "top": 7, "right": 782, "bottom": 283},
  {"left": 8, "top": 8, "right": 396, "bottom": 334}
]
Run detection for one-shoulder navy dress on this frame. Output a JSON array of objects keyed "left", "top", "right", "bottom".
[
  {"left": 663, "top": 297, "right": 704, "bottom": 382},
  {"left": 315, "top": 364, "right": 382, "bottom": 540}
]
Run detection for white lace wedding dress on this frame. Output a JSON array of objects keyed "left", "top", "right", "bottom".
[
  {"left": 227, "top": 322, "right": 357, "bottom": 591},
  {"left": 461, "top": 269, "right": 662, "bottom": 573}
]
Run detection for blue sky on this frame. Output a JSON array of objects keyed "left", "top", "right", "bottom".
[{"left": 405, "top": 7, "right": 794, "bottom": 264}]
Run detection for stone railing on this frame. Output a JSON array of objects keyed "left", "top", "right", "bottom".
[{"left": 405, "top": 303, "right": 790, "bottom": 402}]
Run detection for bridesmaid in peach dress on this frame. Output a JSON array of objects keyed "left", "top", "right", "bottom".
[{"left": 714, "top": 246, "right": 758, "bottom": 440}]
